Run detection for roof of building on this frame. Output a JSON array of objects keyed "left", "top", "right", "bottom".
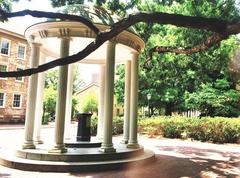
[
  {"left": 75, "top": 82, "right": 99, "bottom": 95},
  {"left": 0, "top": 28, "right": 26, "bottom": 40}
]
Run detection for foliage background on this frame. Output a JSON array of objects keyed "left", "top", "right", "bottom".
[{"left": 114, "top": 0, "right": 240, "bottom": 117}]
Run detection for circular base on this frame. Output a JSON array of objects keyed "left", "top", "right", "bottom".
[
  {"left": 0, "top": 144, "right": 155, "bottom": 172},
  {"left": 15, "top": 144, "right": 144, "bottom": 162}
]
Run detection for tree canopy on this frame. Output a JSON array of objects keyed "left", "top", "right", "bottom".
[
  {"left": 113, "top": 0, "right": 240, "bottom": 116},
  {"left": 0, "top": 0, "right": 239, "bottom": 116},
  {"left": 0, "top": 1, "right": 239, "bottom": 77},
  {"left": 0, "top": 0, "right": 18, "bottom": 12}
]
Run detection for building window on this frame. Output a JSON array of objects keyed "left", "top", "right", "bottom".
[
  {"left": 0, "top": 65, "right": 7, "bottom": 80},
  {"left": 116, "top": 108, "right": 120, "bottom": 116},
  {"left": 16, "top": 68, "right": 24, "bottom": 82},
  {"left": 0, "top": 93, "right": 5, "bottom": 108},
  {"left": 17, "top": 44, "right": 26, "bottom": 59},
  {"left": 13, "top": 94, "right": 21, "bottom": 108},
  {"left": 0, "top": 65, "right": 7, "bottom": 72},
  {"left": 0, "top": 39, "right": 10, "bottom": 56}
]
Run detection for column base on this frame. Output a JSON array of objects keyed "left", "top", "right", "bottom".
[
  {"left": 127, "top": 142, "right": 140, "bottom": 149},
  {"left": 48, "top": 144, "right": 67, "bottom": 153},
  {"left": 64, "top": 137, "right": 71, "bottom": 140},
  {"left": 22, "top": 141, "right": 36, "bottom": 149},
  {"left": 99, "top": 143, "right": 116, "bottom": 153},
  {"left": 96, "top": 135, "right": 103, "bottom": 141},
  {"left": 121, "top": 139, "right": 128, "bottom": 144},
  {"left": 34, "top": 140, "right": 44, "bottom": 145}
]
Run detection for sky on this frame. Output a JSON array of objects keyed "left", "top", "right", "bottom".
[
  {"left": 0, "top": 0, "right": 99, "bottom": 85},
  {"left": 0, "top": 0, "right": 55, "bottom": 35}
]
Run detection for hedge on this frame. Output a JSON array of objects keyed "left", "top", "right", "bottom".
[
  {"left": 90, "top": 115, "right": 240, "bottom": 144},
  {"left": 138, "top": 116, "right": 240, "bottom": 144}
]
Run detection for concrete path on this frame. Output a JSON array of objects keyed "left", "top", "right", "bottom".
[{"left": 0, "top": 126, "right": 239, "bottom": 178}]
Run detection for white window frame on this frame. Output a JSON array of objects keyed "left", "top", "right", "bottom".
[
  {"left": 0, "top": 38, "right": 11, "bottom": 56},
  {"left": 17, "top": 43, "right": 26, "bottom": 60},
  {"left": 12, "top": 94, "right": 22, "bottom": 109},
  {"left": 0, "top": 92, "right": 6, "bottom": 108},
  {"left": 0, "top": 64, "right": 8, "bottom": 80},
  {"left": 15, "top": 67, "right": 24, "bottom": 82}
]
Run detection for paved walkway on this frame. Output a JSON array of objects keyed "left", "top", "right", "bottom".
[{"left": 0, "top": 125, "right": 239, "bottom": 178}]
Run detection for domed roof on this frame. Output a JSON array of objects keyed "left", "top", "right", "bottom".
[{"left": 55, "top": 4, "right": 137, "bottom": 33}]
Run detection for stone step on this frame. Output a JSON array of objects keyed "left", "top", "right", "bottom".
[
  {"left": 0, "top": 149, "right": 155, "bottom": 172},
  {"left": 15, "top": 144, "right": 144, "bottom": 162}
]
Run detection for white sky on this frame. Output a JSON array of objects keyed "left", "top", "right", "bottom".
[
  {"left": 0, "top": 0, "right": 55, "bottom": 35},
  {"left": 0, "top": 0, "right": 99, "bottom": 84}
]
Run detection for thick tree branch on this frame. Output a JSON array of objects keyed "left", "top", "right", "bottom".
[
  {"left": 111, "top": 12, "right": 229, "bottom": 34},
  {"left": 0, "top": 9, "right": 239, "bottom": 77},
  {"left": 144, "top": 33, "right": 227, "bottom": 65}
]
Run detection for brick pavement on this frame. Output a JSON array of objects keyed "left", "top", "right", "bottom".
[{"left": 0, "top": 126, "right": 239, "bottom": 178}]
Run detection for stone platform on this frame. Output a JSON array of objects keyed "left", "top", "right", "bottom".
[{"left": 0, "top": 144, "right": 155, "bottom": 172}]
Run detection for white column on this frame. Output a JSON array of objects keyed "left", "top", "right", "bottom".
[
  {"left": 97, "top": 65, "right": 105, "bottom": 140},
  {"left": 33, "top": 53, "right": 46, "bottom": 144},
  {"left": 22, "top": 43, "right": 41, "bottom": 149},
  {"left": 99, "top": 41, "right": 116, "bottom": 153},
  {"left": 49, "top": 37, "right": 70, "bottom": 153},
  {"left": 121, "top": 60, "right": 131, "bottom": 144},
  {"left": 127, "top": 52, "right": 140, "bottom": 149},
  {"left": 64, "top": 63, "right": 74, "bottom": 140}
]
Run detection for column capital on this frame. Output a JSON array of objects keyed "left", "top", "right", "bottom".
[
  {"left": 131, "top": 51, "right": 140, "bottom": 56},
  {"left": 30, "top": 42, "right": 42, "bottom": 48},
  {"left": 58, "top": 28, "right": 70, "bottom": 37},
  {"left": 99, "top": 63, "right": 106, "bottom": 67},
  {"left": 28, "top": 35, "right": 42, "bottom": 47},
  {"left": 58, "top": 36, "right": 71, "bottom": 41},
  {"left": 58, "top": 28, "right": 71, "bottom": 39},
  {"left": 106, "top": 39, "right": 117, "bottom": 45}
]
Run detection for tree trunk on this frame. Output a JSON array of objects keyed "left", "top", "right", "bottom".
[
  {"left": 150, "top": 106, "right": 154, "bottom": 116},
  {"left": 165, "top": 103, "right": 173, "bottom": 116}
]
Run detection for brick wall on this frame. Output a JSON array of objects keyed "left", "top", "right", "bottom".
[{"left": 0, "top": 30, "right": 30, "bottom": 121}]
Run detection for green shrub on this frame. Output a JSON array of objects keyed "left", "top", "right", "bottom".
[
  {"left": 113, "top": 116, "right": 124, "bottom": 135},
  {"left": 0, "top": 119, "right": 24, "bottom": 124},
  {"left": 139, "top": 116, "right": 240, "bottom": 144},
  {"left": 81, "top": 92, "right": 98, "bottom": 113},
  {"left": 90, "top": 114, "right": 98, "bottom": 136},
  {"left": 90, "top": 115, "right": 240, "bottom": 144},
  {"left": 90, "top": 115, "right": 124, "bottom": 136},
  {"left": 162, "top": 121, "right": 183, "bottom": 138}
]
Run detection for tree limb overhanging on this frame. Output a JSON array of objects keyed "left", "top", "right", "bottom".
[
  {"left": 0, "top": 9, "right": 239, "bottom": 77},
  {"left": 144, "top": 33, "right": 227, "bottom": 66}
]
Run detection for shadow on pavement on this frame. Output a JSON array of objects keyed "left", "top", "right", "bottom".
[
  {"left": 0, "top": 173, "right": 11, "bottom": 178},
  {"left": 69, "top": 146, "right": 240, "bottom": 178}
]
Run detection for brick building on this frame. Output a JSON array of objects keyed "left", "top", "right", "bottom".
[{"left": 0, "top": 28, "right": 30, "bottom": 122}]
